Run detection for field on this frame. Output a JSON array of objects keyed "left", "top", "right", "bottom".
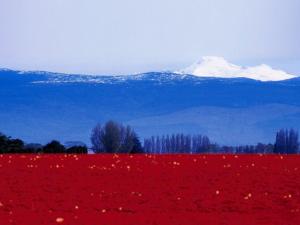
[{"left": 0, "top": 154, "right": 300, "bottom": 225}]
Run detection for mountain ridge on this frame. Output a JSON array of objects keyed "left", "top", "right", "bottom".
[{"left": 1, "top": 65, "right": 299, "bottom": 84}]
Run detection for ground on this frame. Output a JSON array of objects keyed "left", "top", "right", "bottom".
[{"left": 0, "top": 154, "right": 300, "bottom": 225}]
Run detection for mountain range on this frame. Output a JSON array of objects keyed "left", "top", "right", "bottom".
[{"left": 0, "top": 59, "right": 299, "bottom": 146}]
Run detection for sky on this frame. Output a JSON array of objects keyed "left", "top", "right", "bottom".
[{"left": 0, "top": 0, "right": 300, "bottom": 75}]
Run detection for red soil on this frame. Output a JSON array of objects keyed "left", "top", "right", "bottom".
[{"left": 0, "top": 154, "right": 300, "bottom": 225}]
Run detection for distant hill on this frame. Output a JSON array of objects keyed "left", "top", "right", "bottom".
[{"left": 0, "top": 69, "right": 300, "bottom": 145}]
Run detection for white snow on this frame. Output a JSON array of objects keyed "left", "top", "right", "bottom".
[{"left": 178, "top": 56, "right": 296, "bottom": 81}]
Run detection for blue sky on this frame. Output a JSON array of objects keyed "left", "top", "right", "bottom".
[{"left": 0, "top": 0, "right": 299, "bottom": 75}]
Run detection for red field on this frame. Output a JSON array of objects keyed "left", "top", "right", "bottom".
[{"left": 0, "top": 154, "right": 300, "bottom": 225}]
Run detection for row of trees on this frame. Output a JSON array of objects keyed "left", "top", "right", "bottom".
[
  {"left": 274, "top": 129, "right": 299, "bottom": 154},
  {"left": 143, "top": 134, "right": 210, "bottom": 153},
  {"left": 209, "top": 143, "right": 274, "bottom": 154},
  {"left": 0, "top": 134, "right": 87, "bottom": 154},
  {"left": 92, "top": 123, "right": 298, "bottom": 154},
  {"left": 143, "top": 136, "right": 278, "bottom": 154},
  {"left": 1, "top": 121, "right": 299, "bottom": 154}
]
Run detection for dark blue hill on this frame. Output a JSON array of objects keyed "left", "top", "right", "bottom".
[{"left": 0, "top": 69, "right": 299, "bottom": 145}]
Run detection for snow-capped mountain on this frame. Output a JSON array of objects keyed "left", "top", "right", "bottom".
[
  {"left": 5, "top": 56, "right": 297, "bottom": 83},
  {"left": 178, "top": 56, "right": 296, "bottom": 81}
]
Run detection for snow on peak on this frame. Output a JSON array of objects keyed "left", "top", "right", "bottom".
[{"left": 178, "top": 56, "right": 296, "bottom": 81}]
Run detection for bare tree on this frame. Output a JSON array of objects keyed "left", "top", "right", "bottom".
[
  {"left": 91, "top": 121, "right": 143, "bottom": 153},
  {"left": 90, "top": 123, "right": 103, "bottom": 153}
]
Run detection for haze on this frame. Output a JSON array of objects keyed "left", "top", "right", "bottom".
[{"left": 0, "top": 0, "right": 299, "bottom": 75}]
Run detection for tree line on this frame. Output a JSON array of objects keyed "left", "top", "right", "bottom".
[
  {"left": 143, "top": 134, "right": 210, "bottom": 153},
  {"left": 274, "top": 129, "right": 299, "bottom": 154},
  {"left": 0, "top": 134, "right": 87, "bottom": 154},
  {"left": 143, "top": 129, "right": 299, "bottom": 154},
  {"left": 0, "top": 120, "right": 299, "bottom": 154}
]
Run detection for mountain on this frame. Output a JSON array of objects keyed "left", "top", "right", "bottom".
[
  {"left": 178, "top": 56, "right": 296, "bottom": 81},
  {"left": 0, "top": 69, "right": 300, "bottom": 145}
]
